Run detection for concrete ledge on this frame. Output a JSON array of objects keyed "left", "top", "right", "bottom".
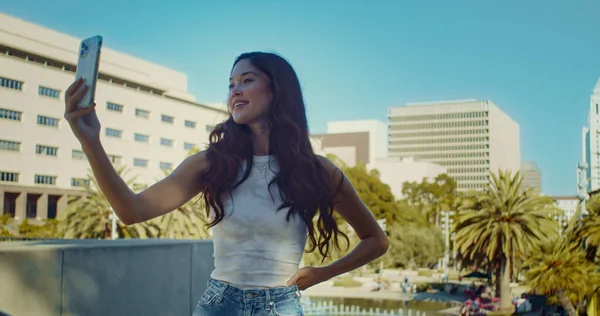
[{"left": 0, "top": 239, "right": 214, "bottom": 316}]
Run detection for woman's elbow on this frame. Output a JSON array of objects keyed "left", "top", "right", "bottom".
[{"left": 376, "top": 233, "right": 389, "bottom": 257}]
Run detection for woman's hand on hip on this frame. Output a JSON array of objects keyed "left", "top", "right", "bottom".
[{"left": 287, "top": 266, "right": 330, "bottom": 291}]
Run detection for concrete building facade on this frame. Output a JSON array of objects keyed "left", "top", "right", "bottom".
[
  {"left": 552, "top": 196, "right": 580, "bottom": 226},
  {"left": 326, "top": 120, "right": 388, "bottom": 163},
  {"left": 582, "top": 77, "right": 600, "bottom": 191},
  {"left": 521, "top": 161, "right": 542, "bottom": 193},
  {"left": 312, "top": 120, "right": 388, "bottom": 167},
  {"left": 388, "top": 99, "right": 521, "bottom": 191},
  {"left": 367, "top": 156, "right": 447, "bottom": 199},
  {"left": 0, "top": 13, "right": 227, "bottom": 220},
  {"left": 312, "top": 119, "right": 446, "bottom": 199}
]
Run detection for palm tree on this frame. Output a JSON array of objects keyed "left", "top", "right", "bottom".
[
  {"left": 146, "top": 168, "right": 210, "bottom": 239},
  {"left": 453, "top": 169, "right": 559, "bottom": 312},
  {"left": 523, "top": 239, "right": 600, "bottom": 316},
  {"left": 573, "top": 198, "right": 600, "bottom": 262},
  {"left": 58, "top": 166, "right": 161, "bottom": 239}
]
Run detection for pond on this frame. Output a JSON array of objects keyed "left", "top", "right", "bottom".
[{"left": 306, "top": 296, "right": 458, "bottom": 315}]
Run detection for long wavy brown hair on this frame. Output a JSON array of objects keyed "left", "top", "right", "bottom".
[{"left": 200, "top": 52, "right": 348, "bottom": 259}]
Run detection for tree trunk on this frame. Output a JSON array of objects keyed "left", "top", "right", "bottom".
[
  {"left": 556, "top": 289, "right": 577, "bottom": 316},
  {"left": 498, "top": 258, "right": 515, "bottom": 313},
  {"left": 494, "top": 263, "right": 502, "bottom": 298}
]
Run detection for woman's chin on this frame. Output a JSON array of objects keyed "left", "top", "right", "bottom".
[{"left": 232, "top": 115, "right": 252, "bottom": 125}]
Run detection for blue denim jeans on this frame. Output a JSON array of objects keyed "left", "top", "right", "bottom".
[{"left": 192, "top": 278, "right": 304, "bottom": 316}]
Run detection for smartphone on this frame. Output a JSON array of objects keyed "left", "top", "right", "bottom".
[{"left": 74, "top": 35, "right": 103, "bottom": 108}]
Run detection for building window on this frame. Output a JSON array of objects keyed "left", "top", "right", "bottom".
[
  {"left": 184, "top": 142, "right": 195, "bottom": 150},
  {"left": 37, "top": 115, "right": 60, "bottom": 127},
  {"left": 34, "top": 174, "right": 57, "bottom": 185},
  {"left": 160, "top": 138, "right": 173, "bottom": 147},
  {"left": 0, "top": 171, "right": 19, "bottom": 183},
  {"left": 161, "top": 115, "right": 174, "bottom": 124},
  {"left": 108, "top": 154, "right": 122, "bottom": 165},
  {"left": 206, "top": 125, "right": 215, "bottom": 132},
  {"left": 185, "top": 120, "right": 196, "bottom": 128},
  {"left": 107, "top": 102, "right": 124, "bottom": 112},
  {"left": 135, "top": 108, "right": 150, "bottom": 118},
  {"left": 106, "top": 128, "right": 122, "bottom": 138},
  {"left": 134, "top": 133, "right": 149, "bottom": 143},
  {"left": 0, "top": 140, "right": 20, "bottom": 152},
  {"left": 36, "top": 145, "right": 58, "bottom": 156},
  {"left": 0, "top": 108, "right": 22, "bottom": 121},
  {"left": 72, "top": 149, "right": 87, "bottom": 160},
  {"left": 38, "top": 86, "right": 60, "bottom": 99},
  {"left": 71, "top": 177, "right": 90, "bottom": 188},
  {"left": 133, "top": 158, "right": 148, "bottom": 167},
  {"left": 0, "top": 76, "right": 23, "bottom": 91},
  {"left": 159, "top": 162, "right": 173, "bottom": 170}
]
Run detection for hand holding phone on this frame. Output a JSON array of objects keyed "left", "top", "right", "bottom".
[
  {"left": 74, "top": 35, "right": 102, "bottom": 108},
  {"left": 64, "top": 35, "right": 103, "bottom": 148}
]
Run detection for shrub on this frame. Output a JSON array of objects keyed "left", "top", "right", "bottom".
[{"left": 415, "top": 283, "right": 431, "bottom": 292}]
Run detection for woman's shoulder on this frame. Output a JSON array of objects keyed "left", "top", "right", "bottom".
[
  {"left": 315, "top": 154, "right": 342, "bottom": 176},
  {"left": 182, "top": 149, "right": 211, "bottom": 175}
]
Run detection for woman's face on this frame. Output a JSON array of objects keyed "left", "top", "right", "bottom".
[{"left": 228, "top": 59, "right": 273, "bottom": 126}]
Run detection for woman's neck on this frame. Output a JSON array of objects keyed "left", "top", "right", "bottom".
[{"left": 249, "top": 122, "right": 270, "bottom": 156}]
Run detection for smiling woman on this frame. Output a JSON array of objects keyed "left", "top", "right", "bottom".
[{"left": 63, "top": 51, "right": 388, "bottom": 316}]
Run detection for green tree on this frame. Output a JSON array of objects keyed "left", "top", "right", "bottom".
[
  {"left": 385, "top": 224, "right": 443, "bottom": 269},
  {"left": 523, "top": 239, "right": 600, "bottom": 316},
  {"left": 18, "top": 219, "right": 61, "bottom": 239},
  {"left": 303, "top": 158, "right": 395, "bottom": 266},
  {"left": 306, "top": 154, "right": 442, "bottom": 271},
  {"left": 0, "top": 215, "right": 61, "bottom": 239},
  {"left": 0, "top": 214, "right": 15, "bottom": 237},
  {"left": 58, "top": 166, "right": 160, "bottom": 239},
  {"left": 453, "top": 169, "right": 558, "bottom": 312},
  {"left": 147, "top": 168, "right": 210, "bottom": 239},
  {"left": 402, "top": 174, "right": 459, "bottom": 225},
  {"left": 342, "top": 162, "right": 400, "bottom": 226}
]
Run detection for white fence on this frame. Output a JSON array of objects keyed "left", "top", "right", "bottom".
[{"left": 303, "top": 300, "right": 427, "bottom": 316}]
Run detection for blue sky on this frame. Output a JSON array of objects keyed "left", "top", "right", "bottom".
[{"left": 2, "top": 0, "right": 599, "bottom": 195}]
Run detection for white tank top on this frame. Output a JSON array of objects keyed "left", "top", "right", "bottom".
[{"left": 210, "top": 155, "right": 308, "bottom": 289}]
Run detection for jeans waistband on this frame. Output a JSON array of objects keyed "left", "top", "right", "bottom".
[{"left": 207, "top": 278, "right": 301, "bottom": 304}]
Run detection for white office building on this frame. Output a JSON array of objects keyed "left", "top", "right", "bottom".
[
  {"left": 582, "top": 77, "right": 600, "bottom": 191},
  {"left": 552, "top": 196, "right": 582, "bottom": 229},
  {"left": 367, "top": 156, "right": 447, "bottom": 199},
  {"left": 312, "top": 119, "right": 446, "bottom": 199},
  {"left": 0, "top": 13, "right": 227, "bottom": 220},
  {"left": 388, "top": 99, "right": 521, "bottom": 191}
]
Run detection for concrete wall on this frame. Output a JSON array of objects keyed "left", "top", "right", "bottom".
[{"left": 0, "top": 239, "right": 214, "bottom": 316}]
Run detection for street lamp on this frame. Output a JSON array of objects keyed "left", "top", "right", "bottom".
[
  {"left": 439, "top": 211, "right": 454, "bottom": 270},
  {"left": 376, "top": 219, "right": 386, "bottom": 283},
  {"left": 110, "top": 206, "right": 117, "bottom": 240}
]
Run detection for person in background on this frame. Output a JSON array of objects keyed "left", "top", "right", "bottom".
[{"left": 63, "top": 51, "right": 389, "bottom": 316}]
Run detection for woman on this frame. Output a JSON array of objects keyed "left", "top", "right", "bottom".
[{"left": 64, "top": 52, "right": 389, "bottom": 316}]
